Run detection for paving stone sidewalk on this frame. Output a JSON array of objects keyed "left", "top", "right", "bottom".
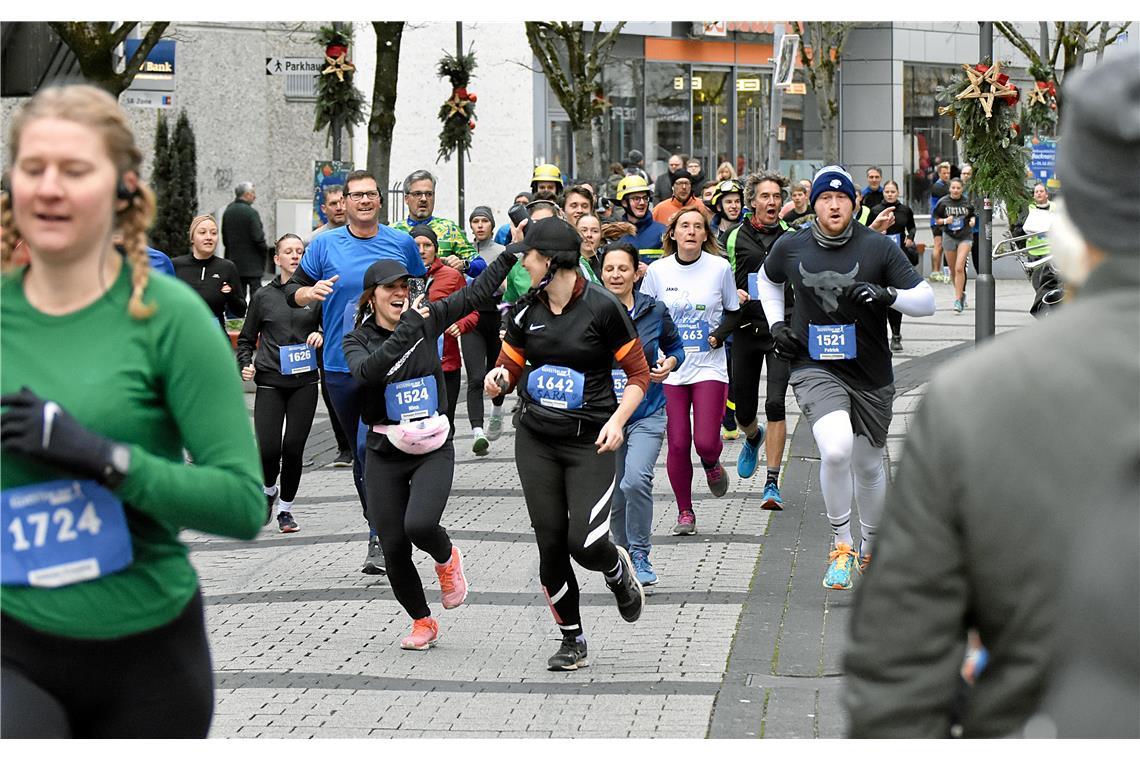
[{"left": 187, "top": 278, "right": 1038, "bottom": 738}]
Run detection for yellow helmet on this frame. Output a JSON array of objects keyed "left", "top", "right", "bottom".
[
  {"left": 530, "top": 163, "right": 564, "bottom": 192},
  {"left": 616, "top": 174, "right": 652, "bottom": 201}
]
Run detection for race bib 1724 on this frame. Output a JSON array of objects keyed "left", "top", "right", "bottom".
[{"left": 2, "top": 479, "right": 134, "bottom": 588}]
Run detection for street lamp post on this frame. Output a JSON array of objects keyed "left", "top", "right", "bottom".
[
  {"left": 976, "top": 21, "right": 996, "bottom": 343},
  {"left": 456, "top": 22, "right": 466, "bottom": 225}
]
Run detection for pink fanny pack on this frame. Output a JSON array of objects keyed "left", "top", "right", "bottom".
[{"left": 372, "top": 414, "right": 451, "bottom": 455}]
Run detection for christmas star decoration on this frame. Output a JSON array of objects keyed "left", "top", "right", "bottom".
[
  {"left": 1027, "top": 85, "right": 1048, "bottom": 106},
  {"left": 444, "top": 95, "right": 467, "bottom": 118},
  {"left": 956, "top": 61, "right": 1018, "bottom": 119},
  {"left": 322, "top": 52, "right": 356, "bottom": 83}
]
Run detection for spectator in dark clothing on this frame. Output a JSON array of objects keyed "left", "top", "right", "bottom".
[
  {"left": 654, "top": 154, "right": 683, "bottom": 202},
  {"left": 222, "top": 180, "right": 269, "bottom": 302}
]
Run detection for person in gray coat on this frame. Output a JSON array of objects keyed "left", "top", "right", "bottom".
[
  {"left": 843, "top": 52, "right": 1140, "bottom": 738},
  {"left": 222, "top": 180, "right": 270, "bottom": 301}
]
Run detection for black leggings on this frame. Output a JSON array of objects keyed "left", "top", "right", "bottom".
[
  {"left": 731, "top": 325, "right": 792, "bottom": 427},
  {"left": 722, "top": 338, "right": 737, "bottom": 430},
  {"left": 253, "top": 383, "right": 319, "bottom": 502},
  {"left": 515, "top": 421, "right": 619, "bottom": 639},
  {"left": 888, "top": 309, "right": 903, "bottom": 338},
  {"left": 1, "top": 590, "right": 213, "bottom": 738},
  {"left": 364, "top": 441, "right": 455, "bottom": 620},
  {"left": 459, "top": 310, "right": 505, "bottom": 429},
  {"left": 443, "top": 369, "right": 461, "bottom": 430}
]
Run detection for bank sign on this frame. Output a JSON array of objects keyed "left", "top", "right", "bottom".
[
  {"left": 122, "top": 39, "right": 175, "bottom": 108},
  {"left": 124, "top": 39, "right": 175, "bottom": 90}
]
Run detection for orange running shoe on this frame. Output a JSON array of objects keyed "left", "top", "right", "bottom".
[
  {"left": 435, "top": 546, "right": 469, "bottom": 609},
  {"left": 400, "top": 617, "right": 439, "bottom": 650}
]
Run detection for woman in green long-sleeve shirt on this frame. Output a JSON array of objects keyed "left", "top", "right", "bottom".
[{"left": 0, "top": 85, "right": 264, "bottom": 738}]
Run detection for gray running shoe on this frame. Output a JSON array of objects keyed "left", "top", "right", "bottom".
[
  {"left": 487, "top": 414, "right": 504, "bottom": 441},
  {"left": 361, "top": 536, "right": 386, "bottom": 575}
]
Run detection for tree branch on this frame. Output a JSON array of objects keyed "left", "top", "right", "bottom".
[
  {"left": 109, "top": 21, "right": 138, "bottom": 49},
  {"left": 995, "top": 22, "right": 1040, "bottom": 66}
]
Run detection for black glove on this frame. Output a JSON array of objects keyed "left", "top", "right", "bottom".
[
  {"left": 770, "top": 322, "right": 803, "bottom": 361},
  {"left": 1, "top": 387, "right": 120, "bottom": 484},
  {"left": 844, "top": 282, "right": 897, "bottom": 306}
]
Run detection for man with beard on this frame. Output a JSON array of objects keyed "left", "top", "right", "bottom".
[
  {"left": 755, "top": 165, "right": 935, "bottom": 590},
  {"left": 392, "top": 169, "right": 476, "bottom": 270}
]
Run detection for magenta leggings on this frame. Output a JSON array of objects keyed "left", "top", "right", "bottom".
[{"left": 664, "top": 380, "right": 729, "bottom": 513}]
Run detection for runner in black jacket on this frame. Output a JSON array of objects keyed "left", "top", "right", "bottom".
[
  {"left": 484, "top": 217, "right": 651, "bottom": 672},
  {"left": 717, "top": 171, "right": 795, "bottom": 509},
  {"left": 172, "top": 214, "right": 246, "bottom": 330},
  {"left": 870, "top": 181, "right": 920, "bottom": 351},
  {"left": 236, "top": 234, "right": 323, "bottom": 533},
  {"left": 342, "top": 243, "right": 518, "bottom": 651}
]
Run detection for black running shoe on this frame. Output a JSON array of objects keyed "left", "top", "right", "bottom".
[
  {"left": 264, "top": 490, "right": 278, "bottom": 526},
  {"left": 606, "top": 546, "right": 645, "bottom": 623},
  {"left": 332, "top": 450, "right": 353, "bottom": 468},
  {"left": 361, "top": 536, "right": 386, "bottom": 575},
  {"left": 547, "top": 636, "right": 589, "bottom": 671},
  {"left": 277, "top": 511, "right": 299, "bottom": 533},
  {"left": 890, "top": 335, "right": 903, "bottom": 353}
]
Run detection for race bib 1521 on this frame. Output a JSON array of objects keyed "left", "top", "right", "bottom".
[
  {"left": 2, "top": 480, "right": 133, "bottom": 587},
  {"left": 809, "top": 323, "right": 857, "bottom": 361}
]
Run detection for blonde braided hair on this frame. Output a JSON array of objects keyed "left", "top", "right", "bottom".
[{"left": 3, "top": 84, "right": 157, "bottom": 318}]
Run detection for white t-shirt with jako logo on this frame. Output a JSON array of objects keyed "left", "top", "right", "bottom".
[{"left": 640, "top": 251, "right": 739, "bottom": 386}]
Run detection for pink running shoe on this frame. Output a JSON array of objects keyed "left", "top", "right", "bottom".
[
  {"left": 400, "top": 617, "right": 439, "bottom": 650},
  {"left": 435, "top": 546, "right": 469, "bottom": 609}
]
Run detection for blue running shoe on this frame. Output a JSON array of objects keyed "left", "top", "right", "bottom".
[
  {"left": 822, "top": 543, "right": 858, "bottom": 590},
  {"left": 630, "top": 549, "right": 658, "bottom": 586},
  {"left": 736, "top": 428, "right": 764, "bottom": 478},
  {"left": 760, "top": 481, "right": 784, "bottom": 511}
]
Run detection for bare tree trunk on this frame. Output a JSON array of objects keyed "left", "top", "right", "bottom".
[
  {"left": 48, "top": 21, "right": 169, "bottom": 96},
  {"left": 793, "top": 21, "right": 853, "bottom": 166},
  {"left": 1096, "top": 22, "right": 1110, "bottom": 62},
  {"left": 368, "top": 21, "right": 403, "bottom": 225},
  {"left": 817, "top": 65, "right": 841, "bottom": 164}
]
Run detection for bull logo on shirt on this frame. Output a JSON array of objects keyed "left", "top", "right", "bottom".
[{"left": 799, "top": 262, "right": 859, "bottom": 315}]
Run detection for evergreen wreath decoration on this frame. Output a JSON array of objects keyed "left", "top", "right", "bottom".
[
  {"left": 937, "top": 59, "right": 1030, "bottom": 223},
  {"left": 437, "top": 46, "right": 477, "bottom": 161},
  {"left": 313, "top": 25, "right": 366, "bottom": 145},
  {"left": 1019, "top": 62, "right": 1059, "bottom": 138}
]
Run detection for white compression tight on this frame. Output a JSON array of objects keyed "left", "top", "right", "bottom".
[{"left": 811, "top": 410, "right": 888, "bottom": 554}]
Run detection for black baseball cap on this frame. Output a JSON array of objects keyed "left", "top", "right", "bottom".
[
  {"left": 363, "top": 259, "right": 411, "bottom": 288},
  {"left": 503, "top": 216, "right": 582, "bottom": 256}
]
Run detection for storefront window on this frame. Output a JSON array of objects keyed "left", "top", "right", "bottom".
[
  {"left": 692, "top": 68, "right": 732, "bottom": 181},
  {"left": 904, "top": 64, "right": 963, "bottom": 210},
  {"left": 601, "top": 56, "right": 644, "bottom": 172},
  {"left": 548, "top": 119, "right": 573, "bottom": 180},
  {"left": 645, "top": 62, "right": 690, "bottom": 179},
  {"left": 735, "top": 70, "right": 767, "bottom": 177}
]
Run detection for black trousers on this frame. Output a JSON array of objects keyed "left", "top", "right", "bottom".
[
  {"left": 1, "top": 591, "right": 213, "bottom": 738},
  {"left": 443, "top": 369, "right": 461, "bottom": 430},
  {"left": 731, "top": 325, "right": 792, "bottom": 427},
  {"left": 253, "top": 383, "right": 319, "bottom": 502},
  {"left": 514, "top": 422, "right": 619, "bottom": 639},
  {"left": 365, "top": 441, "right": 455, "bottom": 620},
  {"left": 239, "top": 276, "right": 262, "bottom": 304},
  {"left": 459, "top": 309, "right": 505, "bottom": 429}
]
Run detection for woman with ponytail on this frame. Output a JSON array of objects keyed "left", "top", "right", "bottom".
[
  {"left": 484, "top": 217, "right": 651, "bottom": 672},
  {"left": 171, "top": 213, "right": 246, "bottom": 330},
  {"left": 0, "top": 85, "right": 264, "bottom": 737}
]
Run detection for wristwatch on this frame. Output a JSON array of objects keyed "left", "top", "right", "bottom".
[{"left": 102, "top": 443, "right": 132, "bottom": 489}]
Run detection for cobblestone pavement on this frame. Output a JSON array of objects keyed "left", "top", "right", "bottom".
[{"left": 187, "top": 277, "right": 1038, "bottom": 738}]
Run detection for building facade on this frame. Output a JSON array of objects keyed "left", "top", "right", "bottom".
[{"left": 4, "top": 20, "right": 1136, "bottom": 246}]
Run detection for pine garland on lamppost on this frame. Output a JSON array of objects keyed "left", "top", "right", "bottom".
[
  {"left": 313, "top": 25, "right": 365, "bottom": 160},
  {"left": 436, "top": 47, "right": 477, "bottom": 161},
  {"left": 937, "top": 58, "right": 1031, "bottom": 223}
]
